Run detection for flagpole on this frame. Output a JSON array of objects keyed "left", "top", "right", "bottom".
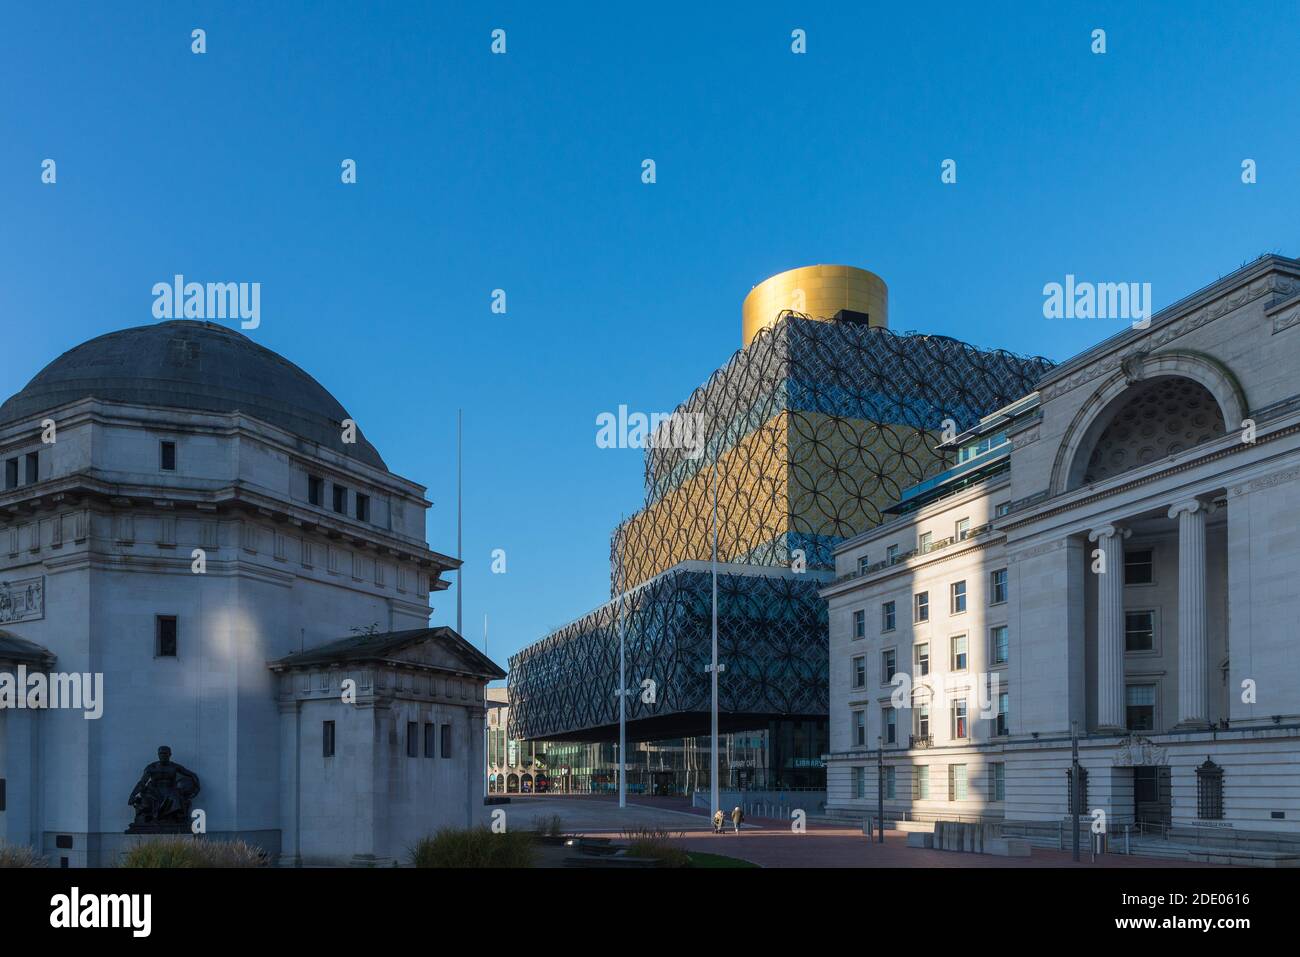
[
  {"left": 456, "top": 408, "right": 463, "bottom": 637},
  {"left": 618, "top": 515, "right": 627, "bottom": 810},
  {"left": 710, "top": 444, "right": 720, "bottom": 820},
  {"left": 483, "top": 613, "right": 489, "bottom": 799}
]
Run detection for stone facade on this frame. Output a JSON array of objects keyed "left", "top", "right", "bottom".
[{"left": 823, "top": 255, "right": 1300, "bottom": 847}]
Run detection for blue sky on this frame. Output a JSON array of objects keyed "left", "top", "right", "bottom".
[{"left": 2, "top": 2, "right": 1297, "bottom": 672}]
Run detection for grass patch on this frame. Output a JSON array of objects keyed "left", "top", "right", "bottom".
[
  {"left": 120, "top": 837, "right": 268, "bottom": 868},
  {"left": 686, "top": 851, "right": 759, "bottom": 868},
  {"left": 0, "top": 842, "right": 46, "bottom": 868},
  {"left": 531, "top": 814, "right": 566, "bottom": 839},
  {"left": 408, "top": 827, "right": 536, "bottom": 868}
]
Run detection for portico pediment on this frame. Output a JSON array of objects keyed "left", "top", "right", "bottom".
[{"left": 268, "top": 626, "right": 506, "bottom": 681}]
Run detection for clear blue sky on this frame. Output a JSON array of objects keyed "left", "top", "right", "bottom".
[{"left": 2, "top": 2, "right": 1297, "bottom": 673}]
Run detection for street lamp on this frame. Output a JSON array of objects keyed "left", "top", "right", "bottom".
[{"left": 877, "top": 735, "right": 884, "bottom": 844}]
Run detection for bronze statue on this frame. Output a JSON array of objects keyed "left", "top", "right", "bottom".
[{"left": 127, "top": 746, "right": 201, "bottom": 832}]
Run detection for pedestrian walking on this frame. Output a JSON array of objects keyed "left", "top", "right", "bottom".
[
  {"left": 731, "top": 805, "right": 743, "bottom": 833},
  {"left": 712, "top": 809, "right": 725, "bottom": 834}
]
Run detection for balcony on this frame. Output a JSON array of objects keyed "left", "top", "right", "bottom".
[{"left": 909, "top": 734, "right": 934, "bottom": 749}]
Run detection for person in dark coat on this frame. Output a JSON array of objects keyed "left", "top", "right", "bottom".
[
  {"left": 730, "top": 805, "right": 744, "bottom": 833},
  {"left": 712, "top": 809, "right": 725, "bottom": 833}
]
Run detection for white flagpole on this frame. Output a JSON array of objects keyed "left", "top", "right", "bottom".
[
  {"left": 456, "top": 409, "right": 463, "bottom": 636},
  {"left": 483, "top": 613, "right": 489, "bottom": 799}
]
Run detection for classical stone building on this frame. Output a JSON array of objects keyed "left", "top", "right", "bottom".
[
  {"left": 0, "top": 320, "right": 502, "bottom": 866},
  {"left": 823, "top": 255, "right": 1300, "bottom": 857}
]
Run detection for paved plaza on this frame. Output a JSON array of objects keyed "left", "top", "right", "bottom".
[{"left": 489, "top": 795, "right": 1220, "bottom": 868}]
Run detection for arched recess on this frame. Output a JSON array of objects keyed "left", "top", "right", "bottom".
[{"left": 1051, "top": 351, "right": 1246, "bottom": 495}]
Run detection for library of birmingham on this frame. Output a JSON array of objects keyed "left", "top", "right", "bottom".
[{"left": 504, "top": 257, "right": 1300, "bottom": 851}]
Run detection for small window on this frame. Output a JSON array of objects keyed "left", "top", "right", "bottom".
[
  {"left": 948, "top": 763, "right": 968, "bottom": 801},
  {"left": 991, "top": 625, "right": 1009, "bottom": 665},
  {"left": 424, "top": 723, "right": 436, "bottom": 758},
  {"left": 308, "top": 475, "right": 324, "bottom": 507},
  {"left": 852, "top": 655, "right": 866, "bottom": 689},
  {"left": 884, "top": 765, "right": 896, "bottom": 799},
  {"left": 852, "top": 766, "right": 866, "bottom": 799},
  {"left": 1125, "top": 611, "right": 1155, "bottom": 652},
  {"left": 951, "top": 634, "right": 968, "bottom": 671},
  {"left": 1196, "top": 758, "right": 1224, "bottom": 820},
  {"left": 915, "top": 642, "right": 930, "bottom": 677},
  {"left": 332, "top": 485, "right": 348, "bottom": 514},
  {"left": 886, "top": 544, "right": 899, "bottom": 565},
  {"left": 950, "top": 580, "right": 967, "bottom": 614},
  {"left": 919, "top": 532, "right": 933, "bottom": 554},
  {"left": 881, "top": 649, "right": 897, "bottom": 685},
  {"left": 857, "top": 554, "right": 870, "bottom": 574},
  {"left": 24, "top": 452, "right": 38, "bottom": 484},
  {"left": 955, "top": 517, "right": 971, "bottom": 541},
  {"left": 407, "top": 722, "right": 419, "bottom": 758},
  {"left": 440, "top": 723, "right": 452, "bottom": 758},
  {"left": 852, "top": 609, "right": 866, "bottom": 639},
  {"left": 4, "top": 458, "right": 16, "bottom": 490},
  {"left": 914, "top": 765, "right": 930, "bottom": 800},
  {"left": 913, "top": 697, "right": 931, "bottom": 740},
  {"left": 322, "top": 721, "right": 336, "bottom": 757},
  {"left": 996, "top": 692, "right": 1009, "bottom": 736},
  {"left": 853, "top": 710, "right": 866, "bottom": 747},
  {"left": 1126, "top": 684, "right": 1156, "bottom": 731},
  {"left": 951, "top": 699, "right": 968, "bottom": 739},
  {"left": 881, "top": 601, "right": 896, "bottom": 632},
  {"left": 990, "top": 568, "right": 1008, "bottom": 605},
  {"left": 995, "top": 502, "right": 1011, "bottom": 518},
  {"left": 160, "top": 441, "right": 177, "bottom": 471},
  {"left": 883, "top": 706, "right": 897, "bottom": 745},
  {"left": 1124, "top": 548, "right": 1154, "bottom": 585},
  {"left": 990, "top": 763, "right": 1005, "bottom": 801},
  {"left": 355, "top": 493, "right": 370, "bottom": 523},
  {"left": 156, "top": 616, "right": 178, "bottom": 657},
  {"left": 914, "top": 591, "right": 929, "bottom": 623}
]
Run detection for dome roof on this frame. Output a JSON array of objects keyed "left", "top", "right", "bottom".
[{"left": 0, "top": 321, "right": 386, "bottom": 470}]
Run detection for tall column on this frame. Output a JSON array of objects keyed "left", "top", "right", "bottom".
[
  {"left": 1169, "top": 499, "right": 1208, "bottom": 727},
  {"left": 1089, "top": 524, "right": 1129, "bottom": 731}
]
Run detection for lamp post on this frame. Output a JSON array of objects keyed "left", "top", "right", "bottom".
[
  {"left": 709, "top": 442, "right": 721, "bottom": 820},
  {"left": 1071, "top": 720, "right": 1081, "bottom": 863},
  {"left": 877, "top": 735, "right": 885, "bottom": 844}
]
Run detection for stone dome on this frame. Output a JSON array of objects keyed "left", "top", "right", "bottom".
[{"left": 0, "top": 320, "right": 386, "bottom": 470}]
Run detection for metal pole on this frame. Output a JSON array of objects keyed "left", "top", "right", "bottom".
[
  {"left": 618, "top": 532, "right": 626, "bottom": 810},
  {"left": 877, "top": 736, "right": 885, "bottom": 843},
  {"left": 456, "top": 409, "right": 462, "bottom": 637},
  {"left": 710, "top": 444, "right": 720, "bottom": 820},
  {"left": 1071, "top": 720, "right": 1081, "bottom": 863},
  {"left": 482, "top": 614, "right": 488, "bottom": 799}
]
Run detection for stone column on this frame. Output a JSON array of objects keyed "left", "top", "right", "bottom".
[
  {"left": 275, "top": 695, "right": 302, "bottom": 867},
  {"left": 1169, "top": 499, "right": 1208, "bottom": 727},
  {"left": 1089, "top": 524, "right": 1129, "bottom": 731}
]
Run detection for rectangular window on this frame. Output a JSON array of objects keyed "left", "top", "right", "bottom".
[
  {"left": 952, "top": 699, "right": 968, "bottom": 740},
  {"left": 1126, "top": 684, "right": 1156, "bottom": 731},
  {"left": 948, "top": 764, "right": 968, "bottom": 801},
  {"left": 853, "top": 609, "right": 865, "bottom": 639},
  {"left": 919, "top": 531, "right": 933, "bottom": 554},
  {"left": 355, "top": 493, "right": 370, "bottom": 522},
  {"left": 990, "top": 763, "right": 1005, "bottom": 801},
  {"left": 332, "top": 484, "right": 347, "bottom": 514},
  {"left": 1124, "top": 548, "right": 1154, "bottom": 585},
  {"left": 991, "top": 625, "right": 1009, "bottom": 665},
  {"left": 884, "top": 706, "right": 897, "bottom": 745},
  {"left": 951, "top": 634, "right": 968, "bottom": 671},
  {"left": 881, "top": 601, "right": 896, "bottom": 632},
  {"left": 853, "top": 710, "right": 866, "bottom": 747},
  {"left": 914, "top": 591, "right": 929, "bottom": 623},
  {"left": 160, "top": 441, "right": 177, "bottom": 471},
  {"left": 1125, "top": 611, "right": 1155, "bottom": 652},
  {"left": 308, "top": 475, "right": 324, "bottom": 507},
  {"left": 24, "top": 452, "right": 38, "bottom": 484},
  {"left": 950, "top": 580, "right": 967, "bottom": 614},
  {"left": 915, "top": 765, "right": 930, "bottom": 800},
  {"left": 156, "top": 615, "right": 178, "bottom": 657},
  {"left": 914, "top": 698, "right": 931, "bottom": 739},
  {"left": 915, "top": 642, "right": 930, "bottom": 677},
  {"left": 886, "top": 544, "right": 899, "bottom": 565},
  {"left": 407, "top": 722, "right": 419, "bottom": 758},
  {"left": 852, "top": 655, "right": 866, "bottom": 689},
  {"left": 852, "top": 766, "right": 865, "bottom": 799},
  {"left": 881, "top": 649, "right": 897, "bottom": 685},
  {"left": 990, "top": 568, "right": 1008, "bottom": 605},
  {"left": 322, "top": 721, "right": 336, "bottom": 757},
  {"left": 884, "top": 765, "right": 896, "bottom": 800},
  {"left": 440, "top": 723, "right": 452, "bottom": 758},
  {"left": 996, "top": 691, "right": 1009, "bottom": 736},
  {"left": 955, "top": 517, "right": 971, "bottom": 541},
  {"left": 424, "top": 722, "right": 436, "bottom": 758},
  {"left": 857, "top": 554, "right": 870, "bottom": 574},
  {"left": 995, "top": 501, "right": 1011, "bottom": 518},
  {"left": 4, "top": 458, "right": 16, "bottom": 490},
  {"left": 1197, "top": 760, "right": 1224, "bottom": 821}
]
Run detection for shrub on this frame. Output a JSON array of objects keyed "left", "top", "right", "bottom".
[
  {"left": 408, "top": 827, "right": 536, "bottom": 868},
  {"left": 532, "top": 814, "right": 566, "bottom": 839},
  {"left": 0, "top": 842, "right": 46, "bottom": 868},
  {"left": 120, "top": 837, "right": 269, "bottom": 868},
  {"left": 620, "top": 826, "right": 690, "bottom": 868}
]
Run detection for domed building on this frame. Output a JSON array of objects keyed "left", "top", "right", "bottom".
[{"left": 0, "top": 320, "right": 502, "bottom": 866}]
